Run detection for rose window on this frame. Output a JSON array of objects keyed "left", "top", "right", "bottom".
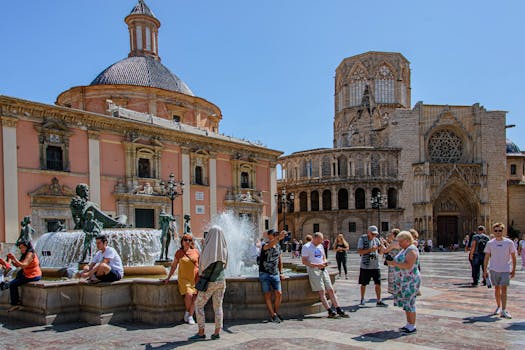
[{"left": 428, "top": 130, "right": 463, "bottom": 163}]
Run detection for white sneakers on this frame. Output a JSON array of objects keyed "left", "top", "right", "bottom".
[
  {"left": 493, "top": 307, "right": 512, "bottom": 319},
  {"left": 184, "top": 311, "right": 196, "bottom": 324},
  {"left": 500, "top": 310, "right": 512, "bottom": 319}
]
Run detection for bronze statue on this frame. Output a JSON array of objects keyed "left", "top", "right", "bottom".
[
  {"left": 70, "top": 183, "right": 128, "bottom": 229},
  {"left": 159, "top": 210, "right": 176, "bottom": 261},
  {"left": 183, "top": 214, "right": 192, "bottom": 235},
  {"left": 81, "top": 211, "right": 102, "bottom": 262},
  {"left": 17, "top": 216, "right": 35, "bottom": 244}
]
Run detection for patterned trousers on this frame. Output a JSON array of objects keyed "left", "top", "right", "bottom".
[{"left": 195, "top": 280, "right": 226, "bottom": 330}]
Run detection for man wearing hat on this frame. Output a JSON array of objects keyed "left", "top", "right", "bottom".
[
  {"left": 469, "top": 225, "right": 490, "bottom": 286},
  {"left": 357, "top": 226, "right": 387, "bottom": 306}
]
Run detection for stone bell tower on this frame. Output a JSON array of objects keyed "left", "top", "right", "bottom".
[{"left": 333, "top": 52, "right": 411, "bottom": 148}]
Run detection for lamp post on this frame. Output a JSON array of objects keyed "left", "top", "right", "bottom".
[
  {"left": 275, "top": 188, "right": 294, "bottom": 231},
  {"left": 164, "top": 172, "right": 184, "bottom": 216},
  {"left": 370, "top": 191, "right": 386, "bottom": 233}
]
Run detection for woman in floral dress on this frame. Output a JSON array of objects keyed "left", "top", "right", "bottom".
[{"left": 387, "top": 231, "right": 420, "bottom": 334}]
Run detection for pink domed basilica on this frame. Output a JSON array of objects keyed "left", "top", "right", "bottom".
[{"left": 0, "top": 0, "right": 281, "bottom": 243}]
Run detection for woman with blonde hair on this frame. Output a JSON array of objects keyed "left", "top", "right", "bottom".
[
  {"left": 189, "top": 226, "right": 228, "bottom": 341},
  {"left": 332, "top": 233, "right": 349, "bottom": 279},
  {"left": 387, "top": 231, "right": 421, "bottom": 334},
  {"left": 162, "top": 233, "right": 199, "bottom": 324}
]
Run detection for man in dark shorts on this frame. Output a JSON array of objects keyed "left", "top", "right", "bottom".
[
  {"left": 259, "top": 229, "right": 286, "bottom": 323},
  {"left": 80, "top": 235, "right": 124, "bottom": 282},
  {"left": 357, "top": 226, "right": 387, "bottom": 307}
]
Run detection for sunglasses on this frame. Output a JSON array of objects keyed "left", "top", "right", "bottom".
[{"left": 183, "top": 238, "right": 193, "bottom": 242}]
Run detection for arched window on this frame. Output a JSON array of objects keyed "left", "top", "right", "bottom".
[
  {"left": 322, "top": 190, "right": 332, "bottom": 211},
  {"left": 338, "top": 155, "right": 347, "bottom": 177},
  {"left": 322, "top": 156, "right": 331, "bottom": 177},
  {"left": 428, "top": 129, "right": 463, "bottom": 163},
  {"left": 138, "top": 158, "right": 151, "bottom": 178},
  {"left": 375, "top": 65, "right": 394, "bottom": 103},
  {"left": 355, "top": 188, "right": 365, "bottom": 209},
  {"left": 299, "top": 192, "right": 308, "bottom": 212},
  {"left": 240, "top": 172, "right": 250, "bottom": 188},
  {"left": 388, "top": 188, "right": 397, "bottom": 209},
  {"left": 311, "top": 191, "right": 319, "bottom": 211},
  {"left": 338, "top": 189, "right": 349, "bottom": 210},
  {"left": 195, "top": 166, "right": 203, "bottom": 185},
  {"left": 349, "top": 65, "right": 367, "bottom": 107}
]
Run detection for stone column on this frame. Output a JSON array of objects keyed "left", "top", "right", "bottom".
[
  {"left": 209, "top": 157, "right": 217, "bottom": 217},
  {"left": 182, "top": 151, "right": 191, "bottom": 216},
  {"left": 88, "top": 130, "right": 101, "bottom": 205},
  {"left": 2, "top": 117, "right": 19, "bottom": 243}
]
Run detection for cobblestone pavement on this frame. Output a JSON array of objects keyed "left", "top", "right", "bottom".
[{"left": 0, "top": 251, "right": 524, "bottom": 349}]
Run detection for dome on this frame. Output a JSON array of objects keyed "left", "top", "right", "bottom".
[
  {"left": 506, "top": 138, "right": 521, "bottom": 154},
  {"left": 90, "top": 56, "right": 194, "bottom": 96}
]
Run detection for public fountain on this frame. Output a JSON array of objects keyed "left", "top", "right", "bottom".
[{"left": 0, "top": 185, "right": 332, "bottom": 325}]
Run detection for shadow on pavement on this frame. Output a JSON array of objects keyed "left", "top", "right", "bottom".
[
  {"left": 462, "top": 315, "right": 501, "bottom": 324},
  {"left": 353, "top": 330, "right": 407, "bottom": 342},
  {"left": 505, "top": 322, "right": 525, "bottom": 331}
]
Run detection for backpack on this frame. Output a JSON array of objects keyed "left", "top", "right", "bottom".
[{"left": 477, "top": 235, "right": 489, "bottom": 254}]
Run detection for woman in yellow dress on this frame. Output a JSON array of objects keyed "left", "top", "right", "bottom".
[{"left": 163, "top": 234, "right": 200, "bottom": 324}]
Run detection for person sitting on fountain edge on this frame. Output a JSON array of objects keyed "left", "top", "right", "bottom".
[
  {"left": 80, "top": 235, "right": 124, "bottom": 283},
  {"left": 259, "top": 229, "right": 286, "bottom": 323}
]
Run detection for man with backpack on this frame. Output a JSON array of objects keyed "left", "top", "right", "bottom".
[{"left": 469, "top": 225, "right": 490, "bottom": 286}]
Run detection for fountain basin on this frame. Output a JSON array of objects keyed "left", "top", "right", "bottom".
[{"left": 0, "top": 273, "right": 334, "bottom": 325}]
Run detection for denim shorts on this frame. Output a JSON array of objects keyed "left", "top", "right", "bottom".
[{"left": 259, "top": 271, "right": 282, "bottom": 293}]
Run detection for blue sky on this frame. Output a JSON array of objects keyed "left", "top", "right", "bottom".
[{"left": 1, "top": 0, "right": 524, "bottom": 155}]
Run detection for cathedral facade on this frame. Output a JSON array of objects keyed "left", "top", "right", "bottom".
[
  {"left": 0, "top": 1, "right": 281, "bottom": 243},
  {"left": 278, "top": 52, "right": 508, "bottom": 247}
]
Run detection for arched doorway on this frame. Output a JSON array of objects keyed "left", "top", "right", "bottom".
[{"left": 433, "top": 182, "right": 479, "bottom": 248}]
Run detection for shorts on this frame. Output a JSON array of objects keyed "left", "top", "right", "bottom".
[
  {"left": 308, "top": 268, "right": 333, "bottom": 292},
  {"left": 359, "top": 268, "right": 381, "bottom": 285},
  {"left": 98, "top": 268, "right": 122, "bottom": 282},
  {"left": 489, "top": 270, "right": 510, "bottom": 286},
  {"left": 259, "top": 272, "right": 282, "bottom": 293}
]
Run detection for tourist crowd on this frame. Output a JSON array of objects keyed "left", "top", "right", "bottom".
[{"left": 0, "top": 217, "right": 522, "bottom": 341}]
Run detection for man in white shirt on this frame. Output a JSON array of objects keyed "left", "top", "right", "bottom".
[
  {"left": 302, "top": 232, "right": 347, "bottom": 318},
  {"left": 483, "top": 223, "right": 516, "bottom": 319},
  {"left": 81, "top": 235, "right": 124, "bottom": 282}
]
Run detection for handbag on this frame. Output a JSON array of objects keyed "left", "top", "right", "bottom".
[{"left": 195, "top": 262, "right": 218, "bottom": 292}]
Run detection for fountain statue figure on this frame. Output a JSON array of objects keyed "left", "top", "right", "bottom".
[
  {"left": 81, "top": 210, "right": 101, "bottom": 262},
  {"left": 17, "top": 216, "right": 35, "bottom": 244},
  {"left": 159, "top": 210, "right": 176, "bottom": 261},
  {"left": 183, "top": 214, "right": 191, "bottom": 234},
  {"left": 70, "top": 184, "right": 128, "bottom": 229}
]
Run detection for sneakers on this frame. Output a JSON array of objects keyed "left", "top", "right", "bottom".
[
  {"left": 336, "top": 307, "right": 349, "bottom": 318},
  {"left": 376, "top": 300, "right": 388, "bottom": 307},
  {"left": 327, "top": 309, "right": 339, "bottom": 318},
  {"left": 493, "top": 307, "right": 501, "bottom": 315},
  {"left": 400, "top": 326, "right": 417, "bottom": 334},
  {"left": 188, "top": 333, "right": 206, "bottom": 341},
  {"left": 359, "top": 299, "right": 366, "bottom": 306},
  {"left": 500, "top": 310, "right": 512, "bottom": 319},
  {"left": 187, "top": 316, "right": 196, "bottom": 325}
]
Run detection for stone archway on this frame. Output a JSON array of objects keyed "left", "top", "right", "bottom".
[{"left": 433, "top": 182, "right": 479, "bottom": 248}]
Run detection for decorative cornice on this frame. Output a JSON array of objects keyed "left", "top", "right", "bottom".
[{"left": 1, "top": 116, "right": 18, "bottom": 128}]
